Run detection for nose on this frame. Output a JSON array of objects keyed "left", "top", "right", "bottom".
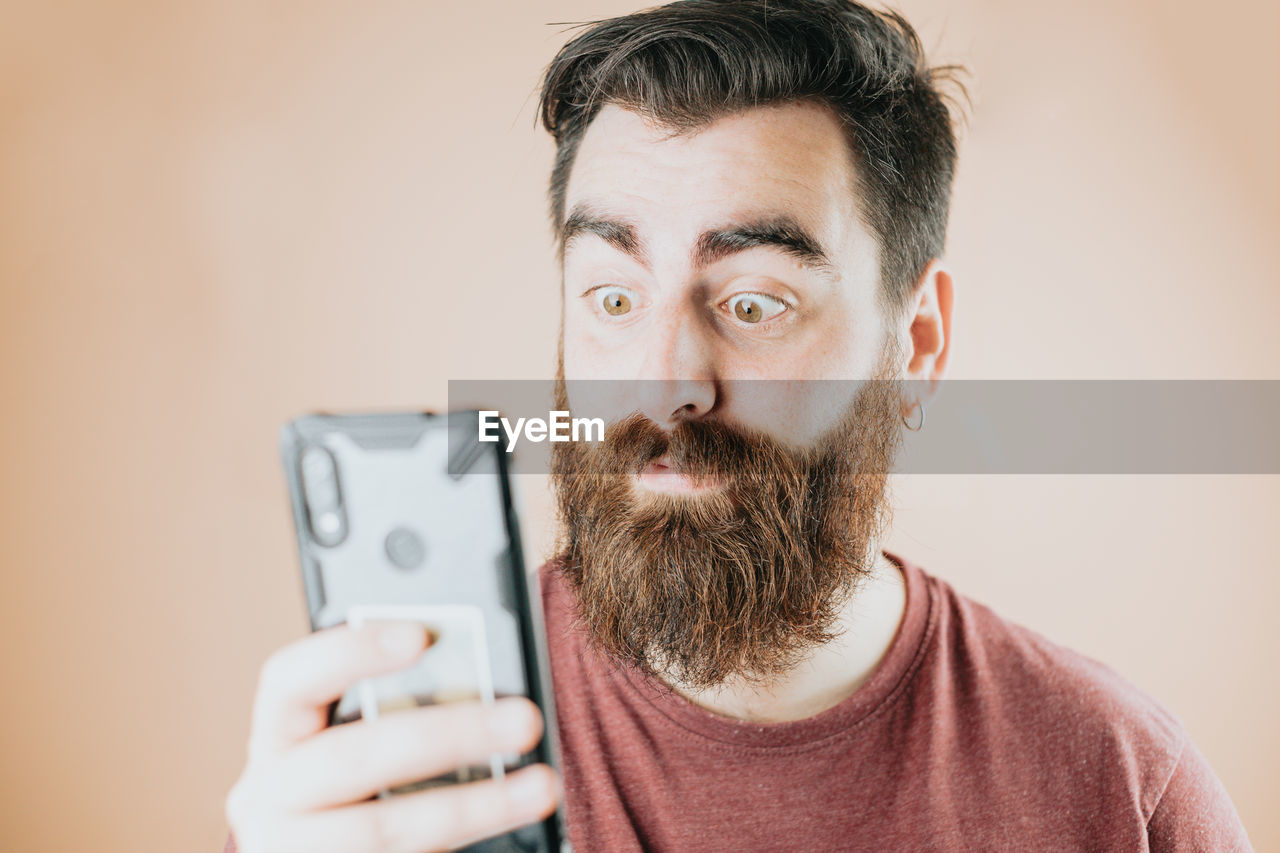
[
  {"left": 636, "top": 379, "right": 717, "bottom": 427},
  {"left": 634, "top": 304, "right": 718, "bottom": 427}
]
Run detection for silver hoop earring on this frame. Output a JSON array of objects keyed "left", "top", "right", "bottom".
[{"left": 902, "top": 401, "right": 925, "bottom": 432}]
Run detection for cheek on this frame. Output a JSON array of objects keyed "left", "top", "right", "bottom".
[
  {"left": 561, "top": 317, "right": 608, "bottom": 380},
  {"left": 724, "top": 381, "right": 865, "bottom": 447},
  {"left": 561, "top": 304, "right": 654, "bottom": 382},
  {"left": 798, "top": 300, "right": 888, "bottom": 380},
  {"left": 560, "top": 323, "right": 646, "bottom": 425},
  {"left": 561, "top": 376, "right": 646, "bottom": 434},
  {"left": 561, "top": 320, "right": 702, "bottom": 428},
  {"left": 561, "top": 331, "right": 588, "bottom": 378}
]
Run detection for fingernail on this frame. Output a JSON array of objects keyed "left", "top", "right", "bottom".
[
  {"left": 377, "top": 623, "right": 425, "bottom": 658},
  {"left": 488, "top": 698, "right": 535, "bottom": 739},
  {"left": 506, "top": 768, "right": 552, "bottom": 810}
]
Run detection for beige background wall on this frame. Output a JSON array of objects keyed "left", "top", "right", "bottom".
[{"left": 1, "top": 1, "right": 1276, "bottom": 850}]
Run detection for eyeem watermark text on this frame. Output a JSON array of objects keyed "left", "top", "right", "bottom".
[{"left": 478, "top": 410, "right": 604, "bottom": 452}]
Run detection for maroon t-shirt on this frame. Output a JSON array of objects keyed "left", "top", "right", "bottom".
[
  {"left": 541, "top": 551, "right": 1252, "bottom": 852},
  {"left": 225, "top": 550, "right": 1251, "bottom": 852}
]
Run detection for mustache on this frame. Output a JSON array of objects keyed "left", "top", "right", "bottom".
[{"left": 589, "top": 411, "right": 799, "bottom": 484}]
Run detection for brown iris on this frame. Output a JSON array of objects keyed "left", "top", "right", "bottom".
[
  {"left": 603, "top": 291, "right": 631, "bottom": 315},
  {"left": 734, "top": 297, "right": 764, "bottom": 323}
]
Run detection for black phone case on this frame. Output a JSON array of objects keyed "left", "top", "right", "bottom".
[{"left": 279, "top": 410, "right": 569, "bottom": 853}]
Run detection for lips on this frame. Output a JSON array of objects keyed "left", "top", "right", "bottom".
[
  {"left": 648, "top": 454, "right": 674, "bottom": 470},
  {"left": 636, "top": 454, "right": 722, "bottom": 494},
  {"left": 641, "top": 454, "right": 682, "bottom": 478}
]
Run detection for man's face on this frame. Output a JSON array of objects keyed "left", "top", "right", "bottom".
[
  {"left": 550, "top": 101, "right": 905, "bottom": 689},
  {"left": 560, "top": 101, "right": 895, "bottom": 443}
]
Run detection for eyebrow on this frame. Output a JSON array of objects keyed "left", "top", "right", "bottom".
[{"left": 561, "top": 203, "right": 838, "bottom": 280}]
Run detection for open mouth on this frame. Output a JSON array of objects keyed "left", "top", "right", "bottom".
[{"left": 634, "top": 455, "right": 724, "bottom": 495}]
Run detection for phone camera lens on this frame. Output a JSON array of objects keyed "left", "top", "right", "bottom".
[
  {"left": 314, "top": 511, "right": 342, "bottom": 536},
  {"left": 299, "top": 445, "right": 347, "bottom": 547},
  {"left": 385, "top": 526, "right": 426, "bottom": 570}
]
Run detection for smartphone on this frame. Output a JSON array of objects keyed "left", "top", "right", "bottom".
[{"left": 279, "top": 410, "right": 568, "bottom": 853}]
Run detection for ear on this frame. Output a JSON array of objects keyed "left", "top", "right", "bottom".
[{"left": 899, "top": 259, "right": 954, "bottom": 408}]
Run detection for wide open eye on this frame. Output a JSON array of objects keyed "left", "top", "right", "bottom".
[
  {"left": 600, "top": 288, "right": 633, "bottom": 316},
  {"left": 725, "top": 292, "right": 788, "bottom": 324}
]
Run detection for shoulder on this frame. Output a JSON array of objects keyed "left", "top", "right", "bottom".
[
  {"left": 535, "top": 559, "right": 586, "bottom": 647},
  {"left": 924, "top": 564, "right": 1183, "bottom": 739},
  {"left": 917, "top": 564, "right": 1253, "bottom": 847},
  {"left": 535, "top": 558, "right": 573, "bottom": 618},
  {"left": 911, "top": 559, "right": 1186, "bottom": 818}
]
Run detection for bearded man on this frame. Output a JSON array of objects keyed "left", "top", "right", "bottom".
[{"left": 224, "top": 2, "right": 1253, "bottom": 851}]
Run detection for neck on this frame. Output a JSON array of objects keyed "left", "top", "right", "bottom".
[{"left": 662, "top": 549, "right": 907, "bottom": 723}]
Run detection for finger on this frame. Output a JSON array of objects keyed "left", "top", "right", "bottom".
[
  {"left": 249, "top": 622, "right": 431, "bottom": 761},
  {"left": 300, "top": 764, "right": 560, "bottom": 853},
  {"left": 265, "top": 697, "right": 545, "bottom": 811}
]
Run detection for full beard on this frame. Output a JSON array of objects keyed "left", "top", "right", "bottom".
[{"left": 549, "top": 369, "right": 905, "bottom": 691}]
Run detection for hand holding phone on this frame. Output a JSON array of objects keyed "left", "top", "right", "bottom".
[
  {"left": 224, "top": 621, "right": 559, "bottom": 853},
  {"left": 225, "top": 411, "right": 568, "bottom": 853}
]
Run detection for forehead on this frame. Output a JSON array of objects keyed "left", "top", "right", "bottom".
[{"left": 563, "top": 101, "right": 863, "bottom": 244}]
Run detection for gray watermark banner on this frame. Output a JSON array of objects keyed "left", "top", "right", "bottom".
[{"left": 445, "top": 380, "right": 1280, "bottom": 475}]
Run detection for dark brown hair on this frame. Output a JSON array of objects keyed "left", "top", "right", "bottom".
[{"left": 537, "top": 0, "right": 966, "bottom": 314}]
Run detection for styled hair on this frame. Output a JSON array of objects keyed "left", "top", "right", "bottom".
[{"left": 537, "top": 0, "right": 966, "bottom": 314}]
